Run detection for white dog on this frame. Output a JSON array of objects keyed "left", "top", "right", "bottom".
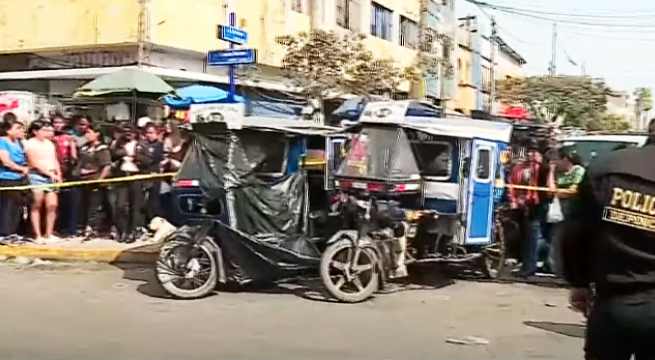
[{"left": 148, "top": 217, "right": 177, "bottom": 244}]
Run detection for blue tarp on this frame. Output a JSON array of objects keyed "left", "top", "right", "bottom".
[
  {"left": 247, "top": 100, "right": 302, "bottom": 118},
  {"left": 164, "top": 85, "right": 303, "bottom": 118},
  {"left": 162, "top": 85, "right": 245, "bottom": 108}
]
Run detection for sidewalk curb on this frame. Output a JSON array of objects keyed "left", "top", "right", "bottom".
[{"left": 0, "top": 245, "right": 158, "bottom": 264}]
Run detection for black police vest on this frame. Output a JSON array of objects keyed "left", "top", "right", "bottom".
[{"left": 588, "top": 145, "right": 655, "bottom": 292}]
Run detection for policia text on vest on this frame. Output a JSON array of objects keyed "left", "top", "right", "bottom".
[{"left": 604, "top": 188, "right": 655, "bottom": 233}]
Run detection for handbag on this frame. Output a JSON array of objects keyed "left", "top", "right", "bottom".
[{"left": 547, "top": 197, "right": 564, "bottom": 223}]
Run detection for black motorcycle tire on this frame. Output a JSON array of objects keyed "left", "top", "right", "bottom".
[
  {"left": 156, "top": 240, "right": 218, "bottom": 299},
  {"left": 480, "top": 218, "right": 506, "bottom": 279},
  {"left": 320, "top": 241, "right": 379, "bottom": 303}
]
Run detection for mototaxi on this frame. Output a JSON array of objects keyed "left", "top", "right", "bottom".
[
  {"left": 319, "top": 101, "right": 513, "bottom": 302},
  {"left": 155, "top": 116, "right": 346, "bottom": 299}
]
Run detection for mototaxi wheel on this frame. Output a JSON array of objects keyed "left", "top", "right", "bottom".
[
  {"left": 156, "top": 239, "right": 218, "bottom": 299},
  {"left": 480, "top": 219, "right": 506, "bottom": 279},
  {"left": 320, "top": 241, "right": 379, "bottom": 303}
]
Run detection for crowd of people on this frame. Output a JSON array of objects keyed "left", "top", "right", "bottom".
[
  {"left": 0, "top": 112, "right": 189, "bottom": 244},
  {"left": 506, "top": 138, "right": 586, "bottom": 278}
]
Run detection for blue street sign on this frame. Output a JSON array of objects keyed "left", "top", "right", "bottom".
[
  {"left": 218, "top": 25, "right": 248, "bottom": 45},
  {"left": 207, "top": 49, "right": 256, "bottom": 66}
]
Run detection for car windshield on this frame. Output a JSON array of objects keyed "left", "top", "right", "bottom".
[
  {"left": 337, "top": 126, "right": 419, "bottom": 181},
  {"left": 562, "top": 140, "right": 640, "bottom": 166}
]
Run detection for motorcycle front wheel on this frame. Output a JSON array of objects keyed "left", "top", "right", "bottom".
[
  {"left": 156, "top": 240, "right": 218, "bottom": 299},
  {"left": 320, "top": 241, "right": 379, "bottom": 303}
]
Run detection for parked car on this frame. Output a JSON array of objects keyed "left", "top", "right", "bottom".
[{"left": 560, "top": 134, "right": 648, "bottom": 166}]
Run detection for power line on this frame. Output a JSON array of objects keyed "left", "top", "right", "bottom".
[
  {"left": 466, "top": 0, "right": 655, "bottom": 28},
  {"left": 471, "top": 1, "right": 536, "bottom": 45},
  {"left": 498, "top": 8, "right": 655, "bottom": 28},
  {"left": 487, "top": 4, "right": 655, "bottom": 34},
  {"left": 564, "top": 30, "right": 655, "bottom": 43},
  {"left": 477, "top": 2, "right": 655, "bottom": 19},
  {"left": 477, "top": 0, "right": 655, "bottom": 14}
]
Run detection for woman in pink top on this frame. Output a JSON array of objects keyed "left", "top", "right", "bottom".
[{"left": 24, "top": 120, "right": 61, "bottom": 243}]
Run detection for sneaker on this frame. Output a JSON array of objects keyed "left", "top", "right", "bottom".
[
  {"left": 83, "top": 226, "right": 94, "bottom": 238},
  {"left": 47, "top": 235, "right": 63, "bottom": 243},
  {"left": 117, "top": 233, "right": 130, "bottom": 244},
  {"left": 109, "top": 226, "right": 120, "bottom": 241},
  {"left": 132, "top": 227, "right": 150, "bottom": 243},
  {"left": 38, "top": 236, "right": 62, "bottom": 245}
]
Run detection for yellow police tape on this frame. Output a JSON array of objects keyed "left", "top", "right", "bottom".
[
  {"left": 0, "top": 172, "right": 177, "bottom": 191},
  {"left": 504, "top": 184, "right": 577, "bottom": 195},
  {"left": 0, "top": 172, "right": 578, "bottom": 195}
]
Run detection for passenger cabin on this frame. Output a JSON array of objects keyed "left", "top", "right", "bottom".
[{"left": 337, "top": 101, "right": 513, "bottom": 245}]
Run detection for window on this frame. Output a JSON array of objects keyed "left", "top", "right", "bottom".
[
  {"left": 178, "top": 195, "right": 223, "bottom": 216},
  {"left": 562, "top": 140, "right": 640, "bottom": 167},
  {"left": 336, "top": 0, "right": 350, "bottom": 28},
  {"left": 413, "top": 142, "right": 453, "bottom": 179},
  {"left": 338, "top": 127, "right": 419, "bottom": 180},
  {"left": 421, "top": 28, "right": 437, "bottom": 52},
  {"left": 476, "top": 149, "right": 491, "bottom": 180},
  {"left": 292, "top": 0, "right": 303, "bottom": 13},
  {"left": 337, "top": 0, "right": 361, "bottom": 31},
  {"left": 399, "top": 16, "right": 419, "bottom": 48},
  {"left": 371, "top": 2, "right": 393, "bottom": 41},
  {"left": 239, "top": 131, "right": 288, "bottom": 176},
  {"left": 406, "top": 131, "right": 453, "bottom": 179},
  {"left": 481, "top": 65, "right": 492, "bottom": 93}
]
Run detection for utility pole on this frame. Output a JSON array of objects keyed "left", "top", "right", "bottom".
[
  {"left": 415, "top": 0, "right": 428, "bottom": 101},
  {"left": 488, "top": 16, "right": 497, "bottom": 115},
  {"left": 581, "top": 61, "right": 587, "bottom": 76},
  {"left": 137, "top": 0, "right": 147, "bottom": 67},
  {"left": 440, "top": 53, "right": 447, "bottom": 118},
  {"left": 226, "top": 0, "right": 236, "bottom": 102},
  {"left": 549, "top": 22, "right": 557, "bottom": 76}
]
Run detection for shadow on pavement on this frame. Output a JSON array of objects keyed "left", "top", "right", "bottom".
[
  {"left": 524, "top": 321, "right": 586, "bottom": 338},
  {"left": 110, "top": 261, "right": 457, "bottom": 302},
  {"left": 450, "top": 263, "right": 568, "bottom": 289},
  {"left": 112, "top": 263, "right": 173, "bottom": 299}
]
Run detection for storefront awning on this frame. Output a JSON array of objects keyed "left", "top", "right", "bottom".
[{"left": 0, "top": 65, "right": 294, "bottom": 92}]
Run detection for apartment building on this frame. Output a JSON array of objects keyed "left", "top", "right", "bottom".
[{"left": 0, "top": 0, "right": 456, "bottom": 101}]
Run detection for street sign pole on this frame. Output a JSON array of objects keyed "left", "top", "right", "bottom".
[{"left": 228, "top": 11, "right": 236, "bottom": 102}]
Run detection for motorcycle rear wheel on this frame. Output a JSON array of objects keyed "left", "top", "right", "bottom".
[
  {"left": 156, "top": 240, "right": 218, "bottom": 299},
  {"left": 480, "top": 219, "right": 506, "bottom": 279},
  {"left": 320, "top": 241, "right": 379, "bottom": 303}
]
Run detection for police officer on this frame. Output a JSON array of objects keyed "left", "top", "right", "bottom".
[
  {"left": 561, "top": 129, "right": 655, "bottom": 359},
  {"left": 136, "top": 123, "right": 164, "bottom": 223}
]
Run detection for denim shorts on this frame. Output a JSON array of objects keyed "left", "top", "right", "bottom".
[{"left": 29, "top": 173, "right": 56, "bottom": 193}]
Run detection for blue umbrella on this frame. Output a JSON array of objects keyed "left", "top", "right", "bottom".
[{"left": 162, "top": 85, "right": 245, "bottom": 108}]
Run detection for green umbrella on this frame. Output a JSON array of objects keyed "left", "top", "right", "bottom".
[{"left": 74, "top": 68, "right": 174, "bottom": 97}]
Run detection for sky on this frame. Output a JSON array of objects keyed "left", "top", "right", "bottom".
[{"left": 456, "top": 0, "right": 655, "bottom": 93}]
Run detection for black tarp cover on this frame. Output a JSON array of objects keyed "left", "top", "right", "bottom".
[{"left": 178, "top": 123, "right": 321, "bottom": 283}]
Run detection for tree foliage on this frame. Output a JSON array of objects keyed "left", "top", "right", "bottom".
[
  {"left": 276, "top": 30, "right": 412, "bottom": 101},
  {"left": 496, "top": 75, "right": 610, "bottom": 127},
  {"left": 586, "top": 114, "right": 631, "bottom": 132},
  {"left": 634, "top": 87, "right": 653, "bottom": 129},
  {"left": 634, "top": 87, "right": 653, "bottom": 112}
]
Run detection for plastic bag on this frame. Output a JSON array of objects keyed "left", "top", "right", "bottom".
[{"left": 547, "top": 197, "right": 564, "bottom": 223}]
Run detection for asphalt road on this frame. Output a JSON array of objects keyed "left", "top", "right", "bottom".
[{"left": 0, "top": 262, "right": 584, "bottom": 360}]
